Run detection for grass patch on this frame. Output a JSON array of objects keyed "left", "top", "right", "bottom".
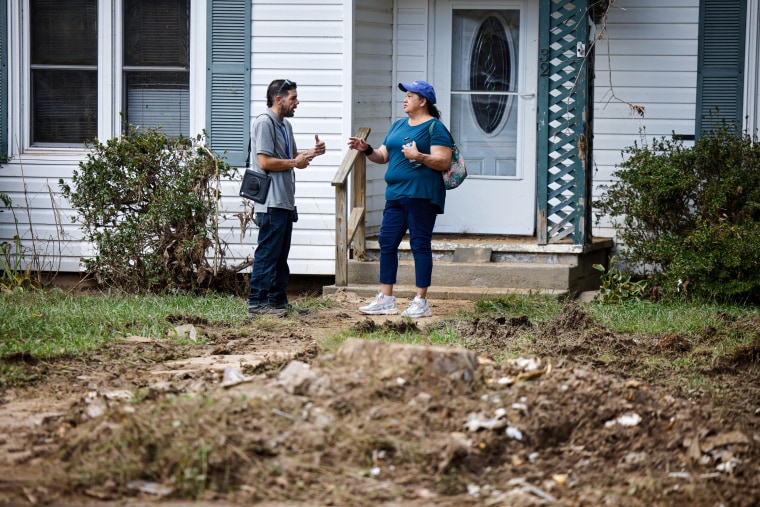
[
  {"left": 0, "top": 289, "right": 245, "bottom": 359},
  {"left": 472, "top": 292, "right": 564, "bottom": 324},
  {"left": 588, "top": 299, "right": 756, "bottom": 334}
]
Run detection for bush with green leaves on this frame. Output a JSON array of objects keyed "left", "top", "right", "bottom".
[
  {"left": 596, "top": 125, "right": 760, "bottom": 301},
  {"left": 60, "top": 125, "right": 238, "bottom": 293}
]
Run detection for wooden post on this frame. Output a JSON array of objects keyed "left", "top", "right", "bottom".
[{"left": 331, "top": 128, "right": 371, "bottom": 287}]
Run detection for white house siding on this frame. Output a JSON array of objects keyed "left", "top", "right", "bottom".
[
  {"left": 222, "top": 0, "right": 347, "bottom": 275},
  {"left": 353, "top": 0, "right": 394, "bottom": 234},
  {"left": 0, "top": 0, "right": 348, "bottom": 277},
  {"left": 591, "top": 0, "right": 700, "bottom": 238},
  {"left": 0, "top": 154, "right": 89, "bottom": 274}
]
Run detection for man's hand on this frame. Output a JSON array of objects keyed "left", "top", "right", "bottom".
[{"left": 307, "top": 134, "right": 326, "bottom": 159}]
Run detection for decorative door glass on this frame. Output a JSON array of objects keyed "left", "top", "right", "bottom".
[{"left": 451, "top": 10, "right": 520, "bottom": 177}]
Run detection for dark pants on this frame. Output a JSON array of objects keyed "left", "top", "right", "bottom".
[
  {"left": 248, "top": 208, "right": 293, "bottom": 308},
  {"left": 378, "top": 198, "right": 438, "bottom": 288}
]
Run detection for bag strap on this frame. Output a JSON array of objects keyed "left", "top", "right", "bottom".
[
  {"left": 246, "top": 114, "right": 277, "bottom": 169},
  {"left": 429, "top": 119, "right": 455, "bottom": 147}
]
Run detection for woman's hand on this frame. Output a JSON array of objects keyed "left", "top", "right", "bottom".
[
  {"left": 401, "top": 140, "right": 421, "bottom": 163},
  {"left": 401, "top": 143, "right": 452, "bottom": 171},
  {"left": 347, "top": 137, "right": 389, "bottom": 164},
  {"left": 347, "top": 136, "right": 369, "bottom": 152}
]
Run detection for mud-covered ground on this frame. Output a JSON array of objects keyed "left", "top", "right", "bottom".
[{"left": 1, "top": 290, "right": 759, "bottom": 506}]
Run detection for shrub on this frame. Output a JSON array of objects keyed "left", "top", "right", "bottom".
[
  {"left": 60, "top": 125, "right": 238, "bottom": 293},
  {"left": 596, "top": 125, "right": 760, "bottom": 301}
]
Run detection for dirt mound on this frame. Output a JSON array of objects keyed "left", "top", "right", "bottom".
[{"left": 1, "top": 294, "right": 759, "bottom": 507}]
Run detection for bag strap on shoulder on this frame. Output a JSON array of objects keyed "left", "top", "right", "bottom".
[
  {"left": 246, "top": 114, "right": 277, "bottom": 169},
  {"left": 429, "top": 119, "right": 455, "bottom": 146}
]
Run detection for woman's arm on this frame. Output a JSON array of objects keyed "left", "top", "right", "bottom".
[
  {"left": 403, "top": 143, "right": 452, "bottom": 172},
  {"left": 347, "top": 136, "right": 389, "bottom": 164}
]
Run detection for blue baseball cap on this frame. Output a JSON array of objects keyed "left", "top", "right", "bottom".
[{"left": 398, "top": 80, "right": 437, "bottom": 105}]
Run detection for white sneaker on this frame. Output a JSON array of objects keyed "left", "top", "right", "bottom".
[
  {"left": 359, "top": 291, "right": 398, "bottom": 315},
  {"left": 401, "top": 296, "right": 432, "bottom": 318}
]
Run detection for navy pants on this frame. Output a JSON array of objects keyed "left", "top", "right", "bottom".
[
  {"left": 248, "top": 208, "right": 293, "bottom": 308},
  {"left": 378, "top": 198, "right": 438, "bottom": 288}
]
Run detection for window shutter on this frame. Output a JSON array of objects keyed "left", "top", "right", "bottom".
[
  {"left": 207, "top": 0, "right": 251, "bottom": 167},
  {"left": 0, "top": 2, "right": 7, "bottom": 159},
  {"left": 695, "top": 0, "right": 747, "bottom": 137}
]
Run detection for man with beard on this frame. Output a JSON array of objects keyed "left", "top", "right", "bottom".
[{"left": 247, "top": 79, "right": 326, "bottom": 317}]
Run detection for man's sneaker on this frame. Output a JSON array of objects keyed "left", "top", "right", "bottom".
[
  {"left": 247, "top": 305, "right": 287, "bottom": 317},
  {"left": 359, "top": 291, "right": 398, "bottom": 315},
  {"left": 401, "top": 296, "right": 432, "bottom": 318}
]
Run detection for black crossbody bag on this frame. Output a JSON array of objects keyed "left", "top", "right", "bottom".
[{"left": 239, "top": 116, "right": 275, "bottom": 204}]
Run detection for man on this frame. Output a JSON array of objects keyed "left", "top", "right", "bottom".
[{"left": 247, "top": 79, "right": 326, "bottom": 316}]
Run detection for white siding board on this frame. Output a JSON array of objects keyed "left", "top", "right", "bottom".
[
  {"left": 595, "top": 88, "right": 696, "bottom": 105},
  {"left": 595, "top": 55, "right": 697, "bottom": 73},
  {"left": 594, "top": 102, "right": 697, "bottom": 120},
  {"left": 596, "top": 71, "right": 696, "bottom": 88},
  {"left": 596, "top": 39, "right": 696, "bottom": 56},
  {"left": 601, "top": 25, "right": 697, "bottom": 41},
  {"left": 253, "top": 39, "right": 344, "bottom": 54},
  {"left": 599, "top": 7, "right": 699, "bottom": 24},
  {"left": 594, "top": 118, "right": 695, "bottom": 136},
  {"left": 251, "top": 55, "right": 344, "bottom": 70}
]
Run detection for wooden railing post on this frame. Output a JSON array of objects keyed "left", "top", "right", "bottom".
[
  {"left": 331, "top": 128, "right": 370, "bottom": 286},
  {"left": 352, "top": 154, "right": 366, "bottom": 257}
]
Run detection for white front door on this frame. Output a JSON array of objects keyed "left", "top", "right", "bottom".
[{"left": 433, "top": 1, "right": 538, "bottom": 234}]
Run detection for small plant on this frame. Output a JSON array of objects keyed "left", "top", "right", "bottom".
[
  {"left": 593, "top": 259, "right": 648, "bottom": 304},
  {"left": 60, "top": 124, "right": 239, "bottom": 293},
  {"left": 0, "top": 172, "right": 41, "bottom": 291}
]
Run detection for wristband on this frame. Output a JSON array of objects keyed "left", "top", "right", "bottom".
[{"left": 363, "top": 144, "right": 374, "bottom": 156}]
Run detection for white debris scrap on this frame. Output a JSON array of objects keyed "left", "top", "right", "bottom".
[{"left": 604, "top": 412, "right": 642, "bottom": 428}]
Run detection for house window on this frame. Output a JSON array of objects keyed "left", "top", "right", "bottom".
[
  {"left": 123, "top": 0, "right": 190, "bottom": 136},
  {"left": 30, "top": 0, "right": 98, "bottom": 144},
  {"left": 28, "top": 0, "right": 190, "bottom": 146}
]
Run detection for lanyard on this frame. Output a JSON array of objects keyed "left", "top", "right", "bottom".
[{"left": 277, "top": 124, "right": 291, "bottom": 158}]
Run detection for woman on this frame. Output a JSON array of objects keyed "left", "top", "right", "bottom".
[{"left": 347, "top": 80, "right": 453, "bottom": 318}]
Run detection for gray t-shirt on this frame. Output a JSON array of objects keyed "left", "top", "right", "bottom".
[{"left": 250, "top": 110, "right": 298, "bottom": 212}]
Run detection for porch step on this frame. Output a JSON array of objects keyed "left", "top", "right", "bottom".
[
  {"left": 344, "top": 259, "right": 585, "bottom": 292},
  {"left": 322, "top": 283, "right": 566, "bottom": 301},
  {"left": 326, "top": 236, "right": 613, "bottom": 299}
]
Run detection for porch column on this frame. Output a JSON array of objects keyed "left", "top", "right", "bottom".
[{"left": 536, "top": 0, "right": 597, "bottom": 245}]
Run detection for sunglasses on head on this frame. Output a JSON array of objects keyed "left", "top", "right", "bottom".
[{"left": 276, "top": 79, "right": 293, "bottom": 95}]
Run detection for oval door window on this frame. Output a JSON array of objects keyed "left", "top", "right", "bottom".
[{"left": 469, "top": 15, "right": 514, "bottom": 134}]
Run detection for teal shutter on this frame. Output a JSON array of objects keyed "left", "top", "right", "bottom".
[
  {"left": 695, "top": 0, "right": 746, "bottom": 137},
  {"left": 207, "top": 0, "right": 251, "bottom": 167},
  {"left": 0, "top": 2, "right": 7, "bottom": 159}
]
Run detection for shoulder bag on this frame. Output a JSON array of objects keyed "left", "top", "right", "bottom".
[
  {"left": 240, "top": 115, "right": 275, "bottom": 203},
  {"left": 429, "top": 121, "right": 467, "bottom": 190}
]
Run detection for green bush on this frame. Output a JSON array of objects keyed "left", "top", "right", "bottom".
[
  {"left": 596, "top": 125, "right": 760, "bottom": 301},
  {"left": 60, "top": 125, "right": 238, "bottom": 293}
]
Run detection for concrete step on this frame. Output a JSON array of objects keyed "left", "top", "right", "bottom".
[
  {"left": 337, "top": 236, "right": 613, "bottom": 297},
  {"left": 322, "top": 283, "right": 567, "bottom": 301},
  {"left": 346, "top": 259, "right": 583, "bottom": 291}
]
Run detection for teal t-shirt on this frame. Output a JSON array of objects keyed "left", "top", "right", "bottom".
[{"left": 383, "top": 118, "right": 453, "bottom": 213}]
